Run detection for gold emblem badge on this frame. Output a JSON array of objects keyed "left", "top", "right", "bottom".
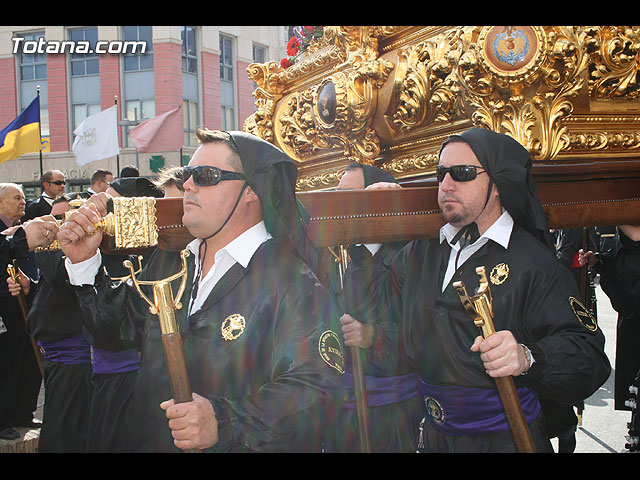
[
  {"left": 221, "top": 314, "right": 246, "bottom": 341},
  {"left": 318, "top": 330, "right": 345, "bottom": 374},
  {"left": 569, "top": 297, "right": 598, "bottom": 332},
  {"left": 424, "top": 396, "right": 446, "bottom": 424},
  {"left": 490, "top": 263, "right": 509, "bottom": 285}
]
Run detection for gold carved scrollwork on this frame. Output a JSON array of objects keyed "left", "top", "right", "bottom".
[
  {"left": 110, "top": 197, "right": 159, "bottom": 250},
  {"left": 586, "top": 26, "right": 640, "bottom": 100},
  {"left": 386, "top": 31, "right": 467, "bottom": 132},
  {"left": 245, "top": 62, "right": 285, "bottom": 143},
  {"left": 277, "top": 51, "right": 393, "bottom": 163},
  {"left": 455, "top": 26, "right": 591, "bottom": 160},
  {"left": 247, "top": 27, "right": 394, "bottom": 165}
]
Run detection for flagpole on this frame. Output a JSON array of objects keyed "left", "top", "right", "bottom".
[
  {"left": 114, "top": 95, "right": 120, "bottom": 175},
  {"left": 36, "top": 85, "right": 43, "bottom": 178}
]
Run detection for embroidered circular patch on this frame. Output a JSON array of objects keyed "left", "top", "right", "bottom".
[
  {"left": 569, "top": 297, "right": 598, "bottom": 332},
  {"left": 221, "top": 314, "right": 246, "bottom": 341},
  {"left": 424, "top": 396, "right": 446, "bottom": 424},
  {"left": 318, "top": 330, "right": 345, "bottom": 374},
  {"left": 490, "top": 263, "right": 509, "bottom": 285}
]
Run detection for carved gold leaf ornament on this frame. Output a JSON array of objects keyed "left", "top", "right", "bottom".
[
  {"left": 454, "top": 26, "right": 591, "bottom": 160},
  {"left": 586, "top": 26, "right": 640, "bottom": 100},
  {"left": 246, "top": 26, "right": 640, "bottom": 190},
  {"left": 110, "top": 197, "right": 159, "bottom": 249},
  {"left": 275, "top": 57, "right": 393, "bottom": 164},
  {"left": 387, "top": 34, "right": 467, "bottom": 133}
]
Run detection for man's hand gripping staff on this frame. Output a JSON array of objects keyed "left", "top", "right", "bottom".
[{"left": 453, "top": 266, "right": 536, "bottom": 453}]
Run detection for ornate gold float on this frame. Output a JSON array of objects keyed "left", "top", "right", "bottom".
[{"left": 245, "top": 26, "right": 640, "bottom": 191}]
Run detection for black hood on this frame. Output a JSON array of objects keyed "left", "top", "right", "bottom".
[
  {"left": 109, "top": 177, "right": 163, "bottom": 198},
  {"left": 228, "top": 131, "right": 316, "bottom": 268},
  {"left": 349, "top": 162, "right": 398, "bottom": 187},
  {"left": 440, "top": 128, "right": 553, "bottom": 250}
]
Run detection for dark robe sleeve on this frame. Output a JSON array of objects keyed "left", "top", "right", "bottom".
[
  {"left": 598, "top": 231, "right": 640, "bottom": 321},
  {"left": 342, "top": 240, "right": 411, "bottom": 373},
  {"left": 1, "top": 227, "right": 29, "bottom": 265},
  {"left": 515, "top": 259, "right": 611, "bottom": 405},
  {"left": 73, "top": 255, "right": 149, "bottom": 351}
]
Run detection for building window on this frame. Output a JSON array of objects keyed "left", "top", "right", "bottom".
[
  {"left": 182, "top": 27, "right": 199, "bottom": 146},
  {"left": 220, "top": 35, "right": 233, "bottom": 81},
  {"left": 69, "top": 27, "right": 100, "bottom": 139},
  {"left": 17, "top": 31, "right": 48, "bottom": 138},
  {"left": 252, "top": 43, "right": 266, "bottom": 64},
  {"left": 122, "top": 26, "right": 155, "bottom": 147},
  {"left": 220, "top": 34, "right": 235, "bottom": 130},
  {"left": 69, "top": 27, "right": 99, "bottom": 77},
  {"left": 17, "top": 31, "right": 47, "bottom": 81},
  {"left": 181, "top": 26, "right": 197, "bottom": 73},
  {"left": 72, "top": 103, "right": 101, "bottom": 131},
  {"left": 123, "top": 25, "right": 153, "bottom": 72},
  {"left": 125, "top": 98, "right": 155, "bottom": 146},
  {"left": 183, "top": 99, "right": 198, "bottom": 146}
]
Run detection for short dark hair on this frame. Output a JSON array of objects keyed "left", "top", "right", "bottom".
[
  {"left": 52, "top": 194, "right": 72, "bottom": 206},
  {"left": 91, "top": 168, "right": 113, "bottom": 184},
  {"left": 40, "top": 170, "right": 64, "bottom": 186},
  {"left": 194, "top": 128, "right": 243, "bottom": 173}
]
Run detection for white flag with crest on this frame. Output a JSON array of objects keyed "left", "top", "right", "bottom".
[{"left": 72, "top": 105, "right": 120, "bottom": 166}]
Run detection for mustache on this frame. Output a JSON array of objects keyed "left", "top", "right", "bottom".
[{"left": 440, "top": 193, "right": 461, "bottom": 203}]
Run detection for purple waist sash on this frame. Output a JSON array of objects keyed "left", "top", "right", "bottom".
[
  {"left": 91, "top": 347, "right": 140, "bottom": 374},
  {"left": 38, "top": 334, "right": 91, "bottom": 365},
  {"left": 344, "top": 372, "right": 419, "bottom": 409},
  {"left": 418, "top": 377, "right": 541, "bottom": 435}
]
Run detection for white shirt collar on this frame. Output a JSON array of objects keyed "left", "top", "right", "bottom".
[
  {"left": 439, "top": 209, "right": 513, "bottom": 250},
  {"left": 186, "top": 220, "right": 272, "bottom": 269},
  {"left": 439, "top": 210, "right": 514, "bottom": 292},
  {"left": 186, "top": 221, "right": 272, "bottom": 315}
]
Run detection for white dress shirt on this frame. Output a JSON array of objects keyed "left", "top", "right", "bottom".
[
  {"left": 42, "top": 193, "right": 55, "bottom": 206},
  {"left": 439, "top": 209, "right": 514, "bottom": 292},
  {"left": 65, "top": 220, "right": 272, "bottom": 316},
  {"left": 185, "top": 220, "right": 271, "bottom": 314}
]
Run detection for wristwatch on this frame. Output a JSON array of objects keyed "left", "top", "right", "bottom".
[{"left": 519, "top": 343, "right": 534, "bottom": 375}]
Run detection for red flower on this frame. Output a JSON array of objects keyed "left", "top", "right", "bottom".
[
  {"left": 304, "top": 26, "right": 315, "bottom": 32},
  {"left": 280, "top": 57, "right": 292, "bottom": 69},
  {"left": 286, "top": 37, "right": 300, "bottom": 57}
]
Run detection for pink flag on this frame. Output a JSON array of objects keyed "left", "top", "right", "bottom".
[{"left": 129, "top": 106, "right": 183, "bottom": 153}]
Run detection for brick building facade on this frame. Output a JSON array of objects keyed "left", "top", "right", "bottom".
[{"left": 0, "top": 26, "right": 288, "bottom": 198}]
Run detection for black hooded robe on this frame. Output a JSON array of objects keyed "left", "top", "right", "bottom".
[
  {"left": 329, "top": 163, "right": 423, "bottom": 453},
  {"left": 27, "top": 250, "right": 93, "bottom": 452},
  {"left": 344, "top": 129, "right": 611, "bottom": 453},
  {"left": 69, "top": 131, "right": 345, "bottom": 452}
]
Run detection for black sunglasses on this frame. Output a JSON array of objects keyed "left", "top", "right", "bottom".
[
  {"left": 183, "top": 165, "right": 245, "bottom": 186},
  {"left": 48, "top": 180, "right": 66, "bottom": 185},
  {"left": 437, "top": 165, "right": 486, "bottom": 183}
]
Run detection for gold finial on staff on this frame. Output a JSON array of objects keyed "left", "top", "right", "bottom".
[
  {"left": 453, "top": 266, "right": 536, "bottom": 453},
  {"left": 122, "top": 249, "right": 199, "bottom": 453}
]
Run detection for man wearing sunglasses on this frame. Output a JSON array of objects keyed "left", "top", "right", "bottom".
[
  {"left": 58, "top": 129, "right": 344, "bottom": 453},
  {"left": 23, "top": 169, "right": 66, "bottom": 221},
  {"left": 343, "top": 128, "right": 610, "bottom": 453}
]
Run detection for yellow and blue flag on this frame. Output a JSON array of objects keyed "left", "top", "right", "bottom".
[{"left": 0, "top": 96, "right": 41, "bottom": 164}]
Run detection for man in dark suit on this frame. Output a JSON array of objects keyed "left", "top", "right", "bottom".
[
  {"left": 23, "top": 170, "right": 66, "bottom": 221},
  {"left": 0, "top": 183, "right": 45, "bottom": 440}
]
